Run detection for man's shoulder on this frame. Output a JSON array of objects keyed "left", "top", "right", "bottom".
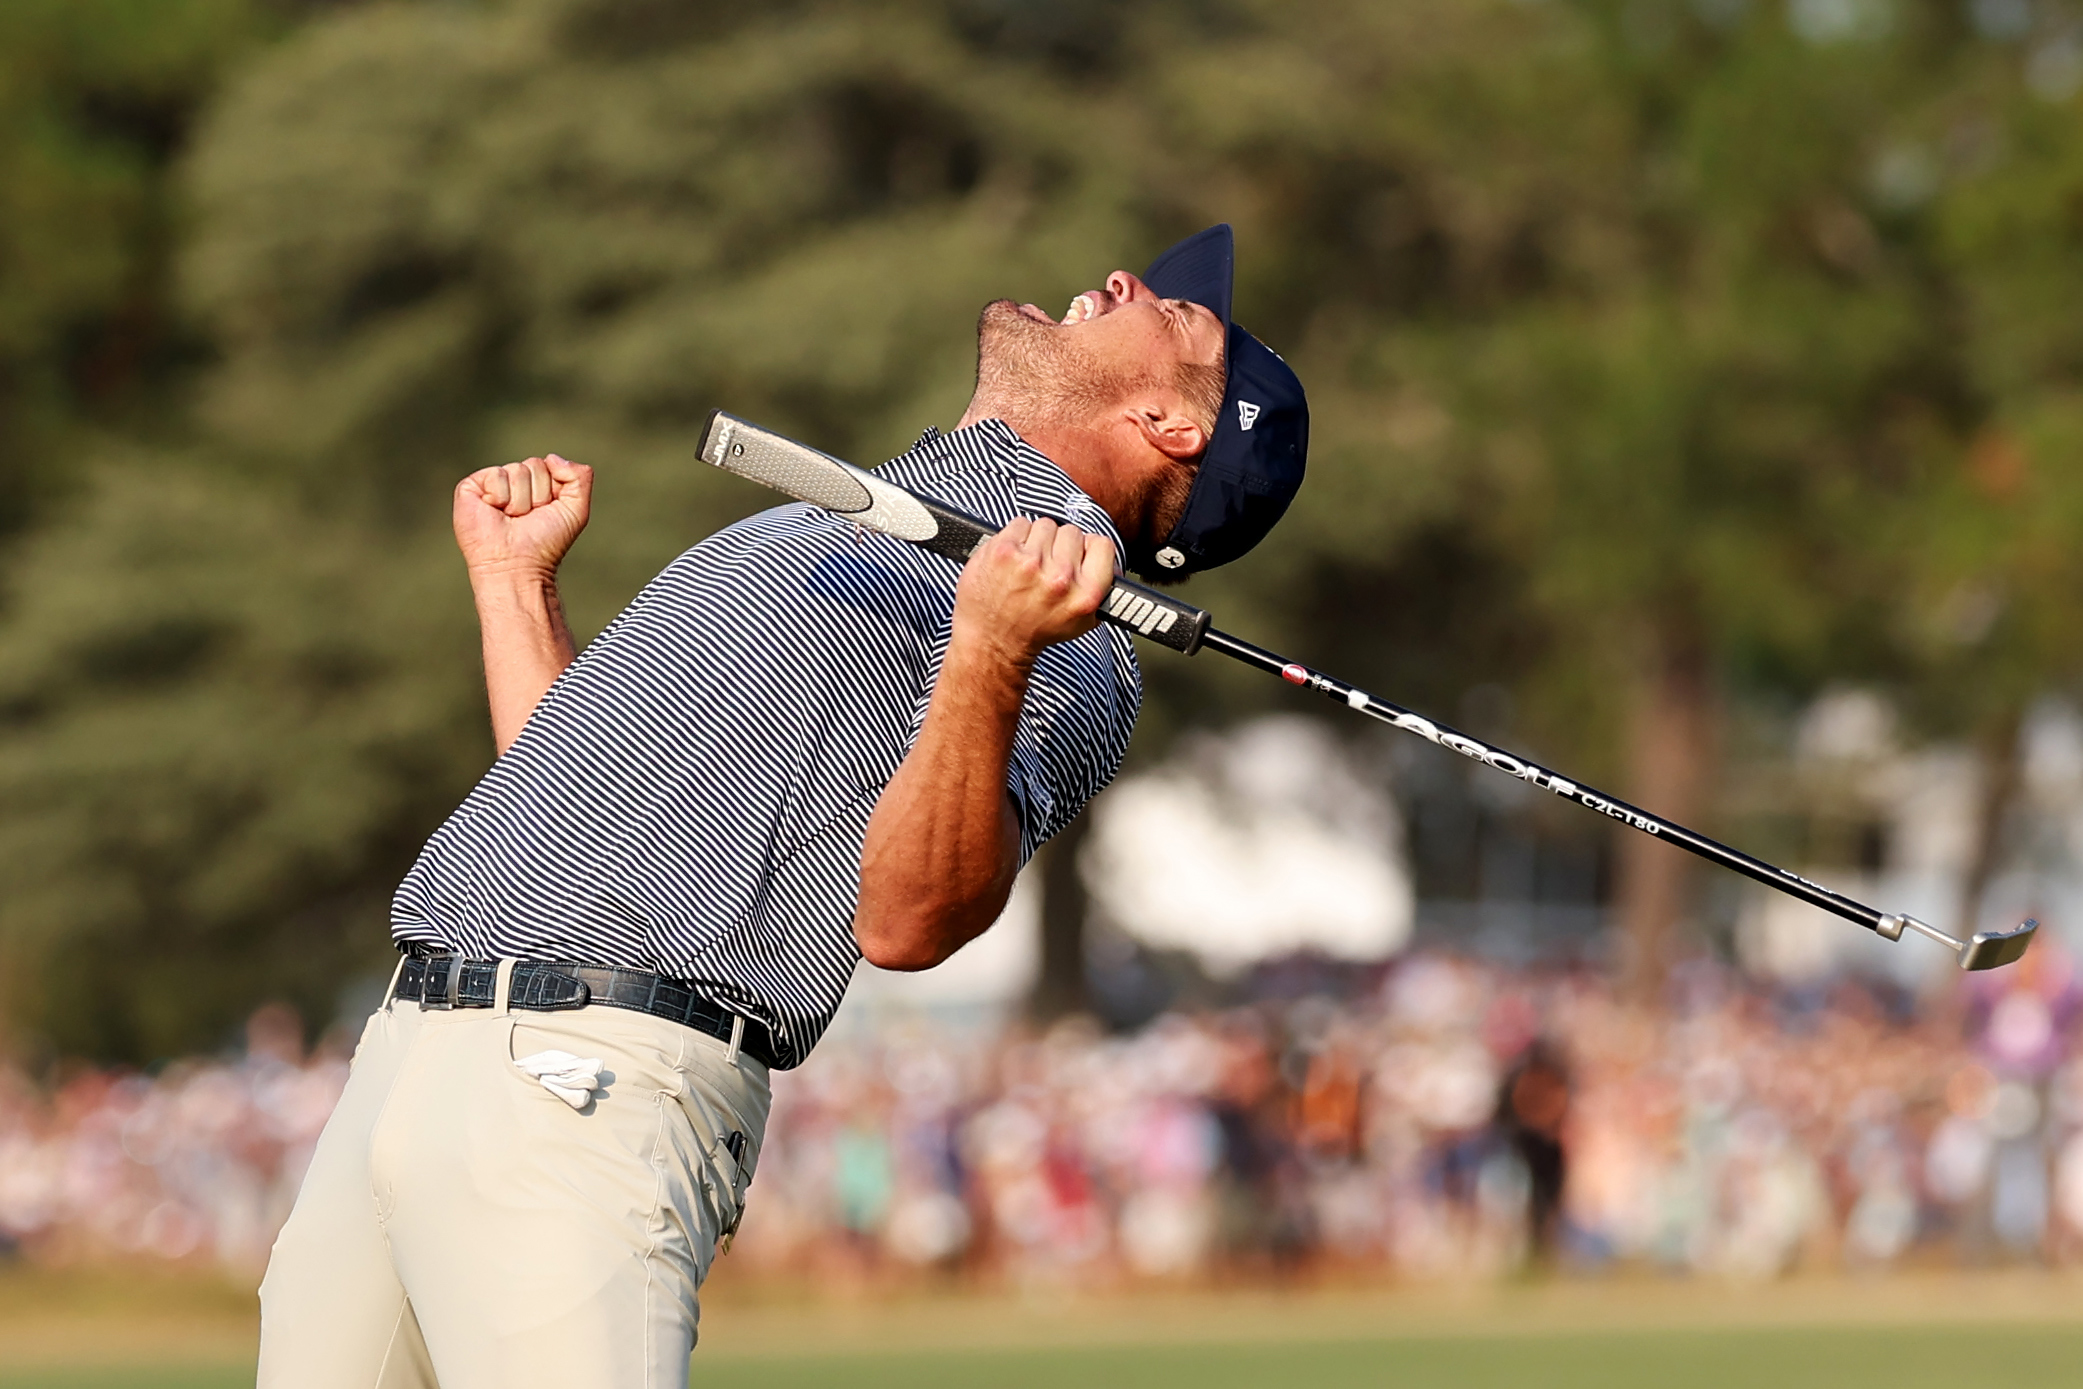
[
  {"left": 620, "top": 503, "right": 900, "bottom": 629},
  {"left": 878, "top": 420, "right": 1121, "bottom": 545},
  {"left": 662, "top": 500, "right": 845, "bottom": 576},
  {"left": 876, "top": 424, "right": 1020, "bottom": 526}
]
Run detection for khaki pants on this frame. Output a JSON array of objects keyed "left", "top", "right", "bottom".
[{"left": 258, "top": 963, "right": 769, "bottom": 1389}]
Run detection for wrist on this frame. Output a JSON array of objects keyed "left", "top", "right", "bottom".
[
  {"left": 469, "top": 561, "right": 560, "bottom": 610},
  {"left": 467, "top": 557, "right": 560, "bottom": 585},
  {"left": 469, "top": 563, "right": 565, "bottom": 630},
  {"left": 948, "top": 616, "right": 1039, "bottom": 680}
]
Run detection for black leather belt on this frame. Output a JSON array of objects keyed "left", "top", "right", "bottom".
[{"left": 391, "top": 945, "right": 779, "bottom": 1070}]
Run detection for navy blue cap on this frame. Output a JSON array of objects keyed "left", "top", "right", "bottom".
[{"left": 1142, "top": 224, "right": 1308, "bottom": 575}]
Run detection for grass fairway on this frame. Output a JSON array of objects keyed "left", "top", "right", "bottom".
[
  {"left": 4, "top": 1324, "right": 2083, "bottom": 1389},
  {"left": 5, "top": 1268, "right": 2083, "bottom": 1388},
  {"left": 722, "top": 1325, "right": 2083, "bottom": 1388}
]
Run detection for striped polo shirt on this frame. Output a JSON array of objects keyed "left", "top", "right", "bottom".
[{"left": 390, "top": 419, "right": 1143, "bottom": 1068}]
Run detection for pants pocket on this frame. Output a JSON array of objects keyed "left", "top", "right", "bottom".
[
  {"left": 506, "top": 1012, "right": 682, "bottom": 1106},
  {"left": 664, "top": 1079, "right": 756, "bottom": 1255},
  {"left": 713, "top": 1127, "right": 753, "bottom": 1246}
]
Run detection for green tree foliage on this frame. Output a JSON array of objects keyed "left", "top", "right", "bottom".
[
  {"left": 0, "top": 456, "right": 484, "bottom": 1059},
  {"left": 1152, "top": 0, "right": 2083, "bottom": 983},
  {"left": 0, "top": 0, "right": 1193, "bottom": 1058},
  {"left": 1904, "top": 45, "right": 2083, "bottom": 923},
  {"left": 0, "top": 0, "right": 265, "bottom": 541},
  {"left": 5, "top": 0, "right": 2082, "bottom": 1057}
]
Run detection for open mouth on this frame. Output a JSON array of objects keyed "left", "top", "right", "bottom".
[
  {"left": 1016, "top": 290, "right": 1118, "bottom": 327},
  {"left": 1061, "top": 290, "right": 1118, "bottom": 325}
]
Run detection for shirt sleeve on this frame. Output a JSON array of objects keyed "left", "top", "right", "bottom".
[{"left": 1003, "top": 624, "right": 1142, "bottom": 863}]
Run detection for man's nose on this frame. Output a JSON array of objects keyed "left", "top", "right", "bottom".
[{"left": 1105, "top": 270, "right": 1154, "bottom": 303}]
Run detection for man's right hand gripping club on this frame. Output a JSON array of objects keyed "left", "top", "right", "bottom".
[{"left": 855, "top": 517, "right": 1115, "bottom": 972}]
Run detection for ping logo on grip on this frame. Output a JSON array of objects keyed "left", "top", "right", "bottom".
[
  {"left": 705, "top": 421, "right": 734, "bottom": 464},
  {"left": 1104, "top": 588, "right": 1179, "bottom": 637}
]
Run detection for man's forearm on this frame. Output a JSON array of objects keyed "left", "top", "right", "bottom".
[
  {"left": 855, "top": 629, "right": 1027, "bottom": 971},
  {"left": 471, "top": 564, "right": 578, "bottom": 754}
]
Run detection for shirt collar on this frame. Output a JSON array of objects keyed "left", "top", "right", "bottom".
[{"left": 896, "top": 419, "right": 1126, "bottom": 554}]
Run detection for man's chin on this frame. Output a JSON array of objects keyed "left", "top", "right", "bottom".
[{"left": 979, "top": 298, "right": 1046, "bottom": 333}]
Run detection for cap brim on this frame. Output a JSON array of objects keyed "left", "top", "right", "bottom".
[{"left": 1143, "top": 224, "right": 1234, "bottom": 330}]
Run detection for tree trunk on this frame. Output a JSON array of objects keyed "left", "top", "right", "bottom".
[
  {"left": 1027, "top": 808, "right": 1094, "bottom": 1023},
  {"left": 1614, "top": 620, "right": 1715, "bottom": 1005},
  {"left": 1955, "top": 710, "right": 2022, "bottom": 944}
]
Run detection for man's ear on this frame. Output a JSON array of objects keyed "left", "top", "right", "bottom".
[{"left": 1132, "top": 401, "right": 1210, "bottom": 461}]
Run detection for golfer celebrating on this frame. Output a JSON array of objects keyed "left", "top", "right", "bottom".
[{"left": 258, "top": 225, "right": 1306, "bottom": 1388}]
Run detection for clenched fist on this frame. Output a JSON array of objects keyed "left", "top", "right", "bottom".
[
  {"left": 953, "top": 517, "right": 1115, "bottom": 666},
  {"left": 453, "top": 454, "right": 592, "bottom": 576}
]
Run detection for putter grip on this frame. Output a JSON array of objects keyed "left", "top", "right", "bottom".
[
  {"left": 906, "top": 497, "right": 1212, "bottom": 655},
  {"left": 698, "top": 410, "right": 1212, "bottom": 654}
]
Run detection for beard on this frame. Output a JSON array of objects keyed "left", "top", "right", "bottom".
[
  {"left": 973, "top": 300, "right": 1141, "bottom": 425},
  {"left": 973, "top": 300, "right": 1200, "bottom": 581}
]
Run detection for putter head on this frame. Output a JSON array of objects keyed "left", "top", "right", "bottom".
[{"left": 1959, "top": 918, "right": 2037, "bottom": 972}]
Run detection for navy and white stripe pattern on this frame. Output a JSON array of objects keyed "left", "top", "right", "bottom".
[{"left": 391, "top": 420, "right": 1143, "bottom": 1068}]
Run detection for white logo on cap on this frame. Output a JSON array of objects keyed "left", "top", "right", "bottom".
[{"left": 1237, "top": 400, "right": 1261, "bottom": 431}]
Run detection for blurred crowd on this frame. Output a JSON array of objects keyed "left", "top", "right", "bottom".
[
  {"left": 3, "top": 949, "right": 2082, "bottom": 1282},
  {"left": 733, "top": 945, "right": 2083, "bottom": 1283},
  {"left": 0, "top": 1006, "right": 344, "bottom": 1270}
]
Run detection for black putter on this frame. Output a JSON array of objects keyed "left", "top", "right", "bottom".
[{"left": 697, "top": 411, "right": 2038, "bottom": 974}]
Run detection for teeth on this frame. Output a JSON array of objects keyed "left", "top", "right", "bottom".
[{"left": 1063, "top": 294, "right": 1094, "bottom": 325}]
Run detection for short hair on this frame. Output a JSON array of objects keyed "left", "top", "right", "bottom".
[{"left": 1176, "top": 360, "right": 1225, "bottom": 437}]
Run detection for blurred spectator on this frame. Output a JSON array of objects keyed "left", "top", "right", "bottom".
[{"left": 1496, "top": 1041, "right": 1570, "bottom": 1263}]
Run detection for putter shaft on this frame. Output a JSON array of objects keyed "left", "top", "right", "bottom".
[
  {"left": 1200, "top": 630, "right": 2037, "bottom": 972},
  {"left": 696, "top": 410, "right": 2037, "bottom": 972}
]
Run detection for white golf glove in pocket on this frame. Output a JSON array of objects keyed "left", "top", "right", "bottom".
[{"left": 515, "top": 1049, "right": 605, "bottom": 1110}]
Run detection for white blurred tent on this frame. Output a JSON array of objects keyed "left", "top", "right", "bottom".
[
  {"left": 1083, "top": 717, "right": 1413, "bottom": 975},
  {"left": 851, "top": 716, "right": 1414, "bottom": 1010},
  {"left": 1737, "top": 691, "right": 2083, "bottom": 986}
]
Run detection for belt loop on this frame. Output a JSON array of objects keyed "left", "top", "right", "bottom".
[
  {"left": 494, "top": 958, "right": 516, "bottom": 1016},
  {"left": 724, "top": 1014, "right": 745, "bottom": 1068},
  {"left": 382, "top": 951, "right": 408, "bottom": 1014}
]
